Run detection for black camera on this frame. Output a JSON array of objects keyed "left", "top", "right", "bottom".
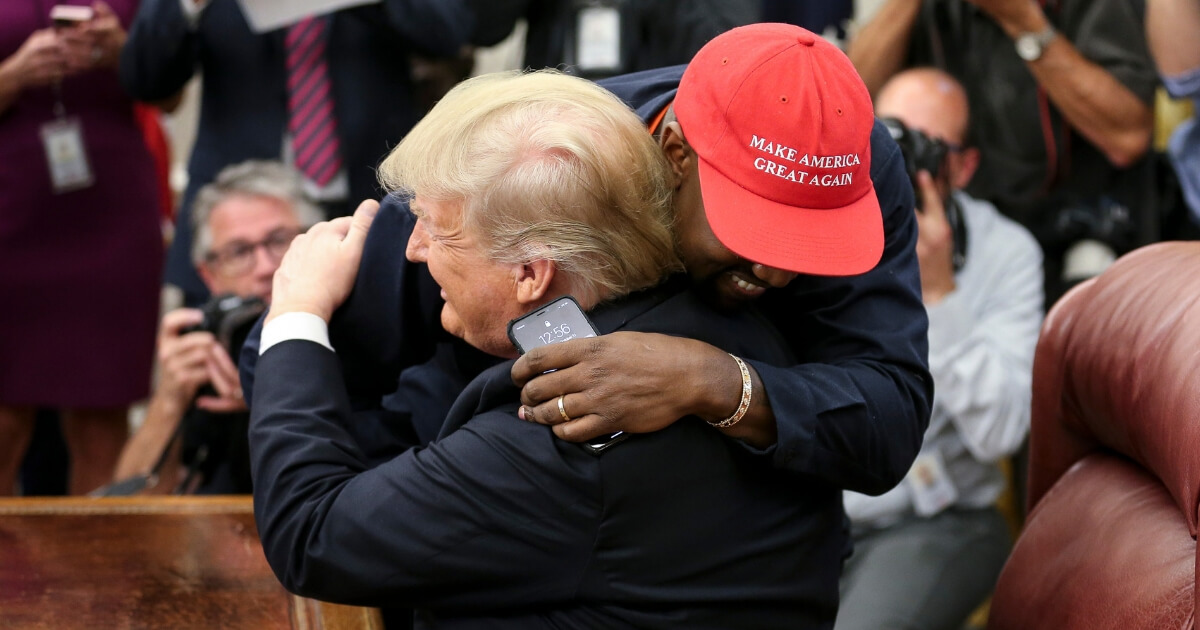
[
  {"left": 881, "top": 117, "right": 968, "bottom": 271},
  {"left": 1051, "top": 195, "right": 1135, "bottom": 252},
  {"left": 182, "top": 294, "right": 267, "bottom": 356},
  {"left": 90, "top": 294, "right": 266, "bottom": 497},
  {"left": 882, "top": 117, "right": 950, "bottom": 197}
]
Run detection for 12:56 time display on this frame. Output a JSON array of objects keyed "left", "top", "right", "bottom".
[{"left": 539, "top": 324, "right": 572, "bottom": 345}]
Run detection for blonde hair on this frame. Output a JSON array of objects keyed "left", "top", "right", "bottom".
[{"left": 378, "top": 70, "right": 680, "bottom": 304}]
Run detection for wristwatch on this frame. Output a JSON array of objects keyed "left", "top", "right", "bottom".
[{"left": 1014, "top": 25, "right": 1058, "bottom": 62}]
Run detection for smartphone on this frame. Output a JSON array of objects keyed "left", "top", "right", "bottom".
[
  {"left": 506, "top": 296, "right": 629, "bottom": 454},
  {"left": 507, "top": 295, "right": 599, "bottom": 355},
  {"left": 50, "top": 5, "right": 94, "bottom": 26}
]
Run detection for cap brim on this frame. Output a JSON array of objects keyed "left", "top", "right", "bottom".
[{"left": 694, "top": 155, "right": 885, "bottom": 276}]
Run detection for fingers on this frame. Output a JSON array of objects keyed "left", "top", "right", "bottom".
[
  {"left": 266, "top": 200, "right": 379, "bottom": 323},
  {"left": 552, "top": 416, "right": 618, "bottom": 443},
  {"left": 916, "top": 170, "right": 944, "bottom": 219},
  {"left": 519, "top": 390, "right": 582, "bottom": 425},
  {"left": 346, "top": 199, "right": 379, "bottom": 246},
  {"left": 518, "top": 364, "right": 579, "bottom": 407},
  {"left": 305, "top": 216, "right": 351, "bottom": 238},
  {"left": 161, "top": 308, "right": 205, "bottom": 337},
  {"left": 195, "top": 395, "right": 248, "bottom": 413},
  {"left": 518, "top": 394, "right": 615, "bottom": 443},
  {"left": 159, "top": 329, "right": 215, "bottom": 364},
  {"left": 91, "top": 0, "right": 115, "bottom": 18},
  {"left": 206, "top": 345, "right": 242, "bottom": 401},
  {"left": 510, "top": 339, "right": 592, "bottom": 386},
  {"left": 197, "top": 345, "right": 247, "bottom": 412},
  {"left": 17, "top": 30, "right": 68, "bottom": 86},
  {"left": 158, "top": 336, "right": 213, "bottom": 401}
]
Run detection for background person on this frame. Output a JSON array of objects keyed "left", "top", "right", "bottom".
[
  {"left": 835, "top": 68, "right": 1044, "bottom": 630},
  {"left": 0, "top": 0, "right": 163, "bottom": 496},
  {"left": 848, "top": 0, "right": 1157, "bottom": 301},
  {"left": 112, "top": 161, "right": 320, "bottom": 494}
]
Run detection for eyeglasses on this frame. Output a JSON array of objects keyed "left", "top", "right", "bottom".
[{"left": 204, "top": 227, "right": 301, "bottom": 277}]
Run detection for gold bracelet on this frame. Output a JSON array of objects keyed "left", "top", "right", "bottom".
[{"left": 709, "top": 354, "right": 751, "bottom": 429}]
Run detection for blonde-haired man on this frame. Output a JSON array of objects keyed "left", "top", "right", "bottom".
[{"left": 249, "top": 70, "right": 845, "bottom": 628}]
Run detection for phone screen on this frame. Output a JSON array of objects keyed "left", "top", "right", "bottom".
[
  {"left": 50, "top": 5, "right": 94, "bottom": 26},
  {"left": 506, "top": 297, "right": 627, "bottom": 454},
  {"left": 507, "top": 296, "right": 598, "bottom": 355}
]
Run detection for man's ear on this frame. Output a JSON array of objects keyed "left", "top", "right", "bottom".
[
  {"left": 515, "top": 258, "right": 555, "bottom": 306},
  {"left": 952, "top": 147, "right": 981, "bottom": 190},
  {"left": 660, "top": 122, "right": 694, "bottom": 189}
]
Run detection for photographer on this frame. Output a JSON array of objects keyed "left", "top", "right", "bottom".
[
  {"left": 835, "top": 68, "right": 1044, "bottom": 630},
  {"left": 112, "top": 161, "right": 319, "bottom": 494},
  {"left": 848, "top": 0, "right": 1156, "bottom": 303}
]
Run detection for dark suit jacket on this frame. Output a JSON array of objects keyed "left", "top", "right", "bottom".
[
  {"left": 250, "top": 280, "right": 844, "bottom": 629},
  {"left": 120, "top": 0, "right": 473, "bottom": 304}
]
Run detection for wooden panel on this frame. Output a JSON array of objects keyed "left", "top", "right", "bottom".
[{"left": 0, "top": 497, "right": 381, "bottom": 630}]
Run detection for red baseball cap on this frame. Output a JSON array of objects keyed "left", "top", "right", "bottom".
[{"left": 674, "top": 23, "right": 883, "bottom": 276}]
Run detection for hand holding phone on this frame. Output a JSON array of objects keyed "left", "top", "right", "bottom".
[{"left": 507, "top": 297, "right": 629, "bottom": 454}]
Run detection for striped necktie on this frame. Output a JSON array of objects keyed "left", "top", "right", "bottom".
[{"left": 286, "top": 16, "right": 342, "bottom": 187}]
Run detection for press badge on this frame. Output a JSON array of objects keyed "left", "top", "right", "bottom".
[
  {"left": 41, "top": 117, "right": 94, "bottom": 193},
  {"left": 576, "top": 6, "right": 621, "bottom": 74},
  {"left": 906, "top": 449, "right": 958, "bottom": 517}
]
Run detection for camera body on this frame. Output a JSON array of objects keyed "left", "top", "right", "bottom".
[
  {"left": 881, "top": 117, "right": 968, "bottom": 271},
  {"left": 882, "top": 117, "right": 950, "bottom": 195},
  {"left": 182, "top": 294, "right": 267, "bottom": 356}
]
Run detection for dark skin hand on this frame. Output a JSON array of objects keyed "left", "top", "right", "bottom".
[{"left": 511, "top": 331, "right": 776, "bottom": 448}]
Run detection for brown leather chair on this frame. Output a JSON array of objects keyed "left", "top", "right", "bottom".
[{"left": 987, "top": 242, "right": 1200, "bottom": 630}]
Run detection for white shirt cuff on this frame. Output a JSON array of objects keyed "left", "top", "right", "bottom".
[
  {"left": 179, "top": 0, "right": 210, "bottom": 29},
  {"left": 260, "top": 312, "right": 334, "bottom": 355}
]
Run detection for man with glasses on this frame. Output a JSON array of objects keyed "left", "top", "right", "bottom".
[{"left": 113, "top": 161, "right": 321, "bottom": 494}]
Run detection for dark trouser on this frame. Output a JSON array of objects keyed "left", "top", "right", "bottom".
[{"left": 836, "top": 507, "right": 1011, "bottom": 630}]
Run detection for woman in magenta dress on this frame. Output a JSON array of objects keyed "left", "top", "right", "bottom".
[{"left": 0, "top": 0, "right": 162, "bottom": 494}]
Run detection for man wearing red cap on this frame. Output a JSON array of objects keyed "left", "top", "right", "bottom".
[{"left": 511, "top": 24, "right": 930, "bottom": 493}]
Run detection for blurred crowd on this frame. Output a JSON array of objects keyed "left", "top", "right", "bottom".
[{"left": 1, "top": 0, "right": 1196, "bottom": 629}]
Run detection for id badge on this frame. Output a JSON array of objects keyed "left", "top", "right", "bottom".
[
  {"left": 576, "top": 6, "right": 621, "bottom": 73},
  {"left": 905, "top": 449, "right": 959, "bottom": 517},
  {"left": 40, "top": 117, "right": 94, "bottom": 193}
]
